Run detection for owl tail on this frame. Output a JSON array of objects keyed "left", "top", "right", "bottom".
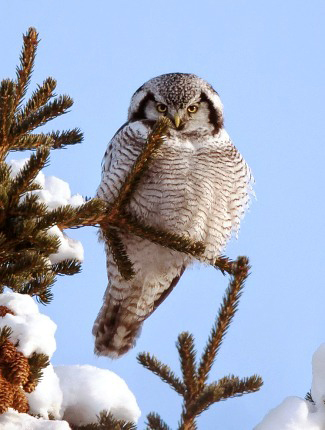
[
  {"left": 92, "top": 296, "right": 143, "bottom": 358},
  {"left": 92, "top": 268, "right": 185, "bottom": 358}
]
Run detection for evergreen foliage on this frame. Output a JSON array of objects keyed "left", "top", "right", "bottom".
[
  {"left": 0, "top": 28, "right": 263, "bottom": 429},
  {"left": 74, "top": 260, "right": 263, "bottom": 429},
  {"left": 0, "top": 307, "right": 49, "bottom": 413},
  {"left": 138, "top": 257, "right": 263, "bottom": 429},
  {"left": 71, "top": 411, "right": 137, "bottom": 430},
  {"left": 0, "top": 27, "right": 86, "bottom": 304}
]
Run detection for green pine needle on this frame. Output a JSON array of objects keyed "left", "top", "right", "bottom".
[
  {"left": 20, "top": 77, "right": 57, "bottom": 118},
  {"left": 52, "top": 259, "right": 82, "bottom": 276},
  {"left": 177, "top": 332, "right": 198, "bottom": 401},
  {"left": 10, "top": 94, "right": 74, "bottom": 139},
  {"left": 103, "top": 227, "right": 135, "bottom": 280},
  {"left": 14, "top": 27, "right": 38, "bottom": 110},
  {"left": 137, "top": 352, "right": 185, "bottom": 396},
  {"left": 146, "top": 413, "right": 172, "bottom": 430},
  {"left": 28, "top": 351, "right": 50, "bottom": 384},
  {"left": 0, "top": 326, "right": 13, "bottom": 346},
  {"left": 0, "top": 79, "right": 16, "bottom": 150},
  {"left": 70, "top": 411, "right": 137, "bottom": 430},
  {"left": 8, "top": 147, "right": 49, "bottom": 206}
]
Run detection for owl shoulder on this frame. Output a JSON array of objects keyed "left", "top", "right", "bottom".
[{"left": 101, "top": 120, "right": 154, "bottom": 170}]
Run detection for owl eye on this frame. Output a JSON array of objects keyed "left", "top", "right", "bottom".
[
  {"left": 187, "top": 105, "right": 198, "bottom": 114},
  {"left": 156, "top": 103, "right": 168, "bottom": 113}
]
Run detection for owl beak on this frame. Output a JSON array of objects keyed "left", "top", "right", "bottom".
[{"left": 173, "top": 113, "right": 181, "bottom": 128}]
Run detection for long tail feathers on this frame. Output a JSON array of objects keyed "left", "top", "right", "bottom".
[
  {"left": 92, "top": 267, "right": 185, "bottom": 358},
  {"left": 92, "top": 299, "right": 144, "bottom": 358}
]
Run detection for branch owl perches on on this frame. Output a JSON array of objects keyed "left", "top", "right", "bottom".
[{"left": 93, "top": 73, "right": 254, "bottom": 358}]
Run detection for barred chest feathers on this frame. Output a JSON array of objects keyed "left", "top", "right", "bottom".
[
  {"left": 122, "top": 122, "right": 252, "bottom": 262},
  {"left": 93, "top": 73, "right": 253, "bottom": 358}
]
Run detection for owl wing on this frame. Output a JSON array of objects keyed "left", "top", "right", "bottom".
[
  {"left": 97, "top": 121, "right": 144, "bottom": 204},
  {"left": 93, "top": 121, "right": 189, "bottom": 358},
  {"left": 193, "top": 130, "right": 254, "bottom": 263}
]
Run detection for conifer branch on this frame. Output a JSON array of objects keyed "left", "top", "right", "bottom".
[
  {"left": 70, "top": 411, "right": 137, "bottom": 430},
  {"left": 25, "top": 352, "right": 50, "bottom": 391},
  {"left": 20, "top": 77, "right": 57, "bottom": 119},
  {"left": 14, "top": 27, "right": 38, "bottom": 110},
  {"left": 108, "top": 117, "right": 170, "bottom": 217},
  {"left": 102, "top": 227, "right": 135, "bottom": 280},
  {"left": 0, "top": 80, "right": 16, "bottom": 156},
  {"left": 3, "top": 220, "right": 60, "bottom": 254},
  {"left": 12, "top": 133, "right": 53, "bottom": 151},
  {"left": 146, "top": 413, "right": 172, "bottom": 430},
  {"left": 51, "top": 259, "right": 82, "bottom": 276},
  {"left": 30, "top": 199, "right": 107, "bottom": 231},
  {"left": 214, "top": 255, "right": 237, "bottom": 275},
  {"left": 10, "top": 94, "right": 74, "bottom": 140},
  {"left": 111, "top": 212, "right": 205, "bottom": 258},
  {"left": 138, "top": 256, "right": 262, "bottom": 429},
  {"left": 185, "top": 383, "right": 224, "bottom": 418},
  {"left": 12, "top": 129, "right": 83, "bottom": 151},
  {"left": 0, "top": 253, "right": 50, "bottom": 278},
  {"left": 214, "top": 374, "right": 263, "bottom": 400},
  {"left": 0, "top": 274, "right": 25, "bottom": 292},
  {"left": 47, "top": 128, "right": 84, "bottom": 149},
  {"left": 19, "top": 273, "right": 56, "bottom": 304},
  {"left": 0, "top": 28, "right": 87, "bottom": 307},
  {"left": 15, "top": 194, "right": 47, "bottom": 218},
  {"left": 0, "top": 233, "right": 7, "bottom": 250},
  {"left": 197, "top": 256, "right": 250, "bottom": 391},
  {"left": 0, "top": 227, "right": 59, "bottom": 258},
  {"left": 305, "top": 390, "right": 314, "bottom": 404},
  {"left": 137, "top": 353, "right": 185, "bottom": 396},
  {"left": 56, "top": 199, "right": 108, "bottom": 230},
  {"left": 177, "top": 333, "right": 198, "bottom": 401},
  {"left": 0, "top": 327, "right": 13, "bottom": 346},
  {"left": 0, "top": 162, "right": 11, "bottom": 186},
  {"left": 8, "top": 147, "right": 49, "bottom": 206},
  {"left": 177, "top": 412, "right": 197, "bottom": 430}
]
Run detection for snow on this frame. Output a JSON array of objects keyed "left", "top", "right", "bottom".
[
  {"left": 254, "top": 397, "right": 325, "bottom": 430},
  {"left": 0, "top": 409, "right": 71, "bottom": 430},
  {"left": 55, "top": 365, "right": 141, "bottom": 425},
  {"left": 8, "top": 159, "right": 84, "bottom": 209},
  {"left": 8, "top": 158, "right": 45, "bottom": 188},
  {"left": 311, "top": 344, "right": 325, "bottom": 410},
  {"left": 0, "top": 292, "right": 57, "bottom": 357},
  {"left": 27, "top": 364, "right": 63, "bottom": 420},
  {"left": 255, "top": 344, "right": 325, "bottom": 429},
  {"left": 1, "top": 162, "right": 141, "bottom": 427},
  {"left": 0, "top": 293, "right": 141, "bottom": 427},
  {"left": 8, "top": 158, "right": 84, "bottom": 263},
  {"left": 32, "top": 177, "right": 84, "bottom": 210},
  {"left": 48, "top": 226, "right": 84, "bottom": 263}
]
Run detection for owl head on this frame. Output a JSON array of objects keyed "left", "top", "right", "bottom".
[{"left": 128, "top": 73, "right": 224, "bottom": 135}]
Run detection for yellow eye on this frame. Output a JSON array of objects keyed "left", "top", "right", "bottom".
[
  {"left": 187, "top": 105, "right": 198, "bottom": 114},
  {"left": 156, "top": 103, "right": 167, "bottom": 113}
]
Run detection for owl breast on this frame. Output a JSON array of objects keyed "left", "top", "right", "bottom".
[
  {"left": 127, "top": 125, "right": 249, "bottom": 263},
  {"left": 94, "top": 73, "right": 254, "bottom": 358}
]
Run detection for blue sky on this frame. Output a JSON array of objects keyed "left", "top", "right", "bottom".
[{"left": 1, "top": 1, "right": 325, "bottom": 428}]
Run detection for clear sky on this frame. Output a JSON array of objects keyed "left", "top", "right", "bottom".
[{"left": 1, "top": 1, "right": 325, "bottom": 428}]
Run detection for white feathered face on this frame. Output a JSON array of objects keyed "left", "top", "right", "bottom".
[{"left": 128, "top": 73, "right": 224, "bottom": 135}]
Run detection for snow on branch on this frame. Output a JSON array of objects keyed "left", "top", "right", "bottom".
[
  {"left": 255, "top": 344, "right": 325, "bottom": 429},
  {"left": 0, "top": 292, "right": 140, "bottom": 428}
]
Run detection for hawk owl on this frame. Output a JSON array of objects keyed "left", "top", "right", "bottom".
[{"left": 93, "top": 73, "right": 253, "bottom": 357}]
